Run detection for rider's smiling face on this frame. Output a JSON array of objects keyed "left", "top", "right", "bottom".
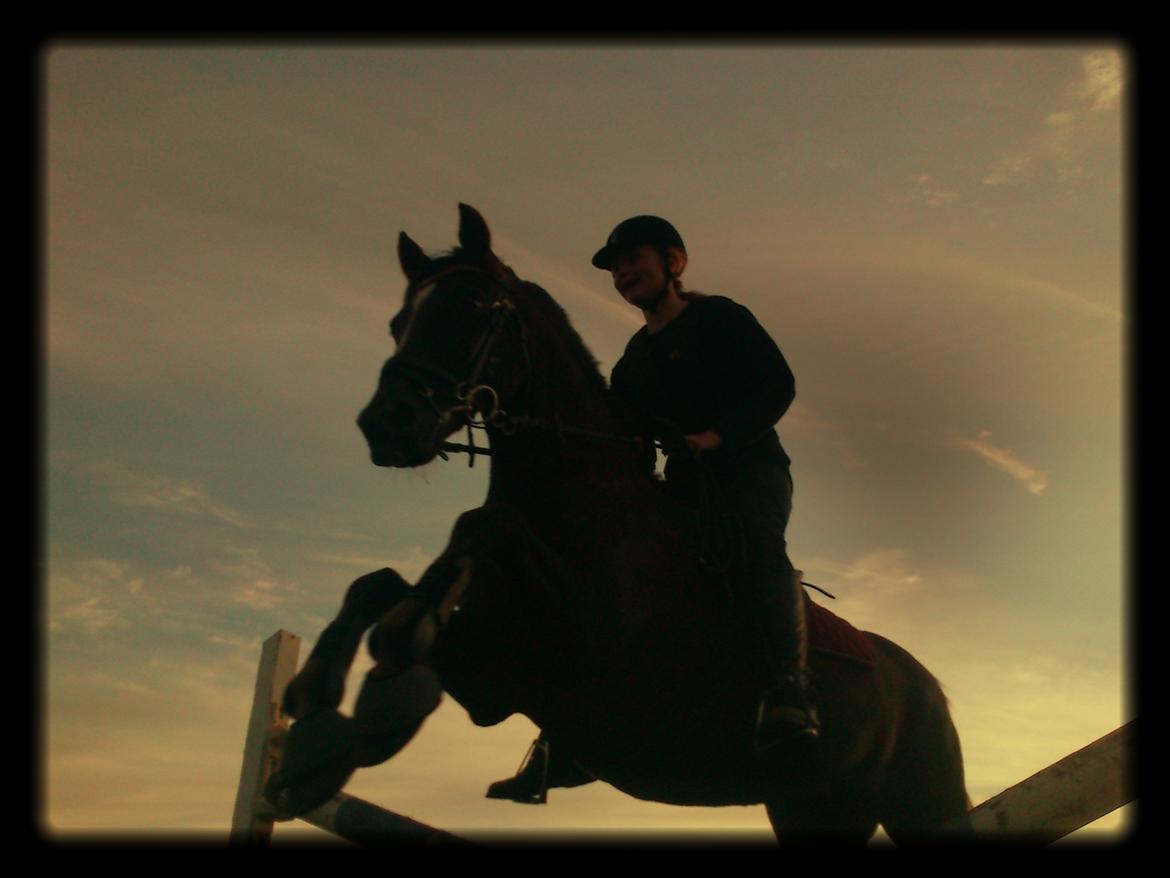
[{"left": 611, "top": 245, "right": 673, "bottom": 309}]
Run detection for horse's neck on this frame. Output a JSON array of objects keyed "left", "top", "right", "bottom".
[
  {"left": 485, "top": 374, "right": 628, "bottom": 508},
  {"left": 484, "top": 322, "right": 637, "bottom": 516}
]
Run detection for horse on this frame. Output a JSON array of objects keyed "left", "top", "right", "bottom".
[{"left": 266, "top": 204, "right": 972, "bottom": 845}]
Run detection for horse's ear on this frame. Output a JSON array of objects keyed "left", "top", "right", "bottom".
[
  {"left": 457, "top": 203, "right": 492, "bottom": 259},
  {"left": 398, "top": 231, "right": 432, "bottom": 282},
  {"left": 457, "top": 203, "right": 509, "bottom": 279}
]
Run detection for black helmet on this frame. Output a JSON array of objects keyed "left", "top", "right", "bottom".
[{"left": 591, "top": 215, "right": 686, "bottom": 270}]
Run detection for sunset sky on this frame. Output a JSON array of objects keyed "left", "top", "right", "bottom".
[{"left": 43, "top": 43, "right": 1129, "bottom": 843}]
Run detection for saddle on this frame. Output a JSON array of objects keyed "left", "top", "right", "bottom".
[{"left": 804, "top": 593, "right": 877, "bottom": 667}]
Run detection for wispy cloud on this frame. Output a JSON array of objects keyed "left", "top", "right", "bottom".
[
  {"left": 818, "top": 547, "right": 925, "bottom": 596},
  {"left": 120, "top": 478, "right": 253, "bottom": 527},
  {"left": 307, "top": 545, "right": 435, "bottom": 582},
  {"left": 956, "top": 430, "right": 1048, "bottom": 495},
  {"left": 1075, "top": 50, "right": 1123, "bottom": 112},
  {"left": 84, "top": 460, "right": 253, "bottom": 527},
  {"left": 47, "top": 558, "right": 141, "bottom": 633},
  {"left": 890, "top": 172, "right": 960, "bottom": 207},
  {"left": 800, "top": 547, "right": 946, "bottom": 638},
  {"left": 982, "top": 154, "right": 1032, "bottom": 187},
  {"left": 983, "top": 49, "right": 1122, "bottom": 189},
  {"left": 211, "top": 548, "right": 301, "bottom": 610},
  {"left": 52, "top": 596, "right": 131, "bottom": 632}
]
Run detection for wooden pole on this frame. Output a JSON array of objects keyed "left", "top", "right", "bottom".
[
  {"left": 229, "top": 630, "right": 302, "bottom": 844},
  {"left": 296, "top": 792, "right": 471, "bottom": 845},
  {"left": 963, "top": 719, "right": 1136, "bottom": 844}
]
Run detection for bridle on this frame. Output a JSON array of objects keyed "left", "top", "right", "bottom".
[
  {"left": 383, "top": 264, "right": 530, "bottom": 463},
  {"left": 381, "top": 263, "right": 643, "bottom": 467}
]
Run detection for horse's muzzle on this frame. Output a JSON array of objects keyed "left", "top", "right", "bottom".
[{"left": 357, "top": 395, "right": 453, "bottom": 468}]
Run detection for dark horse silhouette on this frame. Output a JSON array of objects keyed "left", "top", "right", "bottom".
[{"left": 267, "top": 204, "right": 971, "bottom": 845}]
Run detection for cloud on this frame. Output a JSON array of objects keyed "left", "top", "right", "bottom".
[
  {"left": 956, "top": 430, "right": 1048, "bottom": 495},
  {"left": 118, "top": 478, "right": 253, "bottom": 528},
  {"left": 1076, "top": 50, "right": 1123, "bottom": 112},
  {"left": 84, "top": 460, "right": 253, "bottom": 527},
  {"left": 983, "top": 155, "right": 1032, "bottom": 187},
  {"left": 890, "top": 172, "right": 959, "bottom": 208},
  {"left": 211, "top": 548, "right": 301, "bottom": 610},
  {"left": 52, "top": 596, "right": 131, "bottom": 633},
  {"left": 307, "top": 545, "right": 435, "bottom": 582},
  {"left": 822, "top": 547, "right": 924, "bottom": 595},
  {"left": 982, "top": 49, "right": 1122, "bottom": 190},
  {"left": 47, "top": 558, "right": 141, "bottom": 633}
]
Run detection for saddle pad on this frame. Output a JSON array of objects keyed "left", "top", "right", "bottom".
[{"left": 805, "top": 594, "right": 877, "bottom": 666}]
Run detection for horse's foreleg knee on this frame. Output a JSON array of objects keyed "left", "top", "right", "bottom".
[{"left": 366, "top": 556, "right": 471, "bottom": 667}]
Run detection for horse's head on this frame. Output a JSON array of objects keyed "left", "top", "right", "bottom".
[{"left": 358, "top": 204, "right": 528, "bottom": 467}]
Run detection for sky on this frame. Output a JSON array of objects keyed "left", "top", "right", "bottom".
[{"left": 42, "top": 42, "right": 1131, "bottom": 844}]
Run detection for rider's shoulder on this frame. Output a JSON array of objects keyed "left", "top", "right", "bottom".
[{"left": 686, "top": 292, "right": 753, "bottom": 321}]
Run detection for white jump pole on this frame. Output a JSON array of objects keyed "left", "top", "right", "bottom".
[
  {"left": 964, "top": 719, "right": 1136, "bottom": 844},
  {"left": 230, "top": 629, "right": 302, "bottom": 844}
]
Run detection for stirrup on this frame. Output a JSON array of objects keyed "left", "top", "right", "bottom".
[{"left": 485, "top": 738, "right": 550, "bottom": 804}]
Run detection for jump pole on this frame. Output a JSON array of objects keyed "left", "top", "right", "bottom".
[
  {"left": 231, "top": 629, "right": 468, "bottom": 845},
  {"left": 959, "top": 719, "right": 1136, "bottom": 844},
  {"left": 231, "top": 629, "right": 302, "bottom": 844}
]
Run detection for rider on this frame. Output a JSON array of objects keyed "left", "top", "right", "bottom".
[{"left": 487, "top": 215, "right": 818, "bottom": 804}]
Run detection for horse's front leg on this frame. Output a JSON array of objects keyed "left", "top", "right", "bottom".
[
  {"left": 281, "top": 567, "right": 413, "bottom": 720},
  {"left": 265, "top": 568, "right": 412, "bottom": 816},
  {"left": 350, "top": 505, "right": 524, "bottom": 767},
  {"left": 348, "top": 555, "right": 471, "bottom": 767}
]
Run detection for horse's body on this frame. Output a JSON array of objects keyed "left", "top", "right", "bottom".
[{"left": 270, "top": 205, "right": 971, "bottom": 845}]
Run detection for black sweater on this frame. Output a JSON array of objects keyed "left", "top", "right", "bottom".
[{"left": 609, "top": 294, "right": 794, "bottom": 483}]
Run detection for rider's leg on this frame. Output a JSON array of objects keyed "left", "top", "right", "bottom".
[{"left": 726, "top": 460, "right": 819, "bottom": 749}]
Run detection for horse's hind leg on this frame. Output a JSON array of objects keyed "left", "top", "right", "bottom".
[
  {"left": 880, "top": 698, "right": 973, "bottom": 846},
  {"left": 880, "top": 749, "right": 973, "bottom": 846}
]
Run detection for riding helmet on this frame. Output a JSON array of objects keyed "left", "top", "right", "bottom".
[{"left": 591, "top": 216, "right": 686, "bottom": 270}]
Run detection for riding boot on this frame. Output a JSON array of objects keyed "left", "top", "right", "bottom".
[
  {"left": 754, "top": 569, "right": 820, "bottom": 752},
  {"left": 485, "top": 734, "right": 594, "bottom": 804}
]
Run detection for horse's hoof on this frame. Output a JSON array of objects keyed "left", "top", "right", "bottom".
[
  {"left": 263, "top": 709, "right": 357, "bottom": 817},
  {"left": 352, "top": 662, "right": 443, "bottom": 767}
]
